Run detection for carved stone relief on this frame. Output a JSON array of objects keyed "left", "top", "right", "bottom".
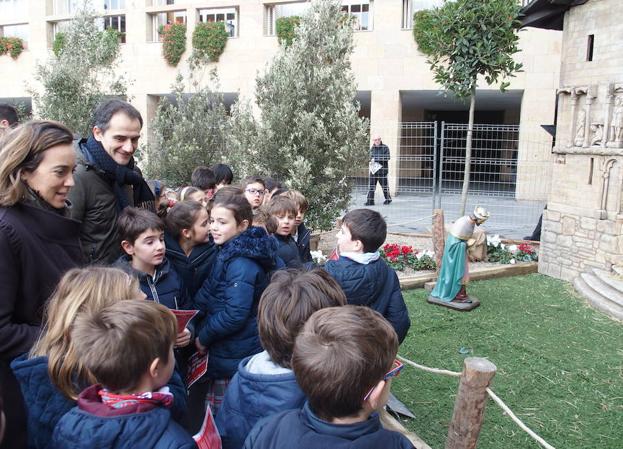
[
  {"left": 608, "top": 95, "right": 623, "bottom": 146},
  {"left": 556, "top": 83, "right": 623, "bottom": 156}
]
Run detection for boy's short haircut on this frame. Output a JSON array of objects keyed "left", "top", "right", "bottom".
[
  {"left": 292, "top": 305, "right": 398, "bottom": 420},
  {"left": 71, "top": 300, "right": 177, "bottom": 393},
  {"left": 0, "top": 103, "right": 19, "bottom": 127},
  {"left": 242, "top": 176, "right": 266, "bottom": 189},
  {"left": 267, "top": 196, "right": 297, "bottom": 218},
  {"left": 263, "top": 177, "right": 282, "bottom": 192},
  {"left": 253, "top": 206, "right": 278, "bottom": 234},
  {"left": 342, "top": 209, "right": 387, "bottom": 253},
  {"left": 211, "top": 163, "right": 234, "bottom": 185},
  {"left": 191, "top": 166, "right": 216, "bottom": 190},
  {"left": 283, "top": 190, "right": 309, "bottom": 213},
  {"left": 258, "top": 269, "right": 347, "bottom": 368},
  {"left": 118, "top": 207, "right": 164, "bottom": 244}
]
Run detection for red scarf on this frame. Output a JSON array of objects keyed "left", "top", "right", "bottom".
[{"left": 98, "top": 388, "right": 174, "bottom": 410}]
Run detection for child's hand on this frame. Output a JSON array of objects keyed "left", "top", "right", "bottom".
[
  {"left": 195, "top": 337, "right": 208, "bottom": 354},
  {"left": 175, "top": 328, "right": 191, "bottom": 348}
]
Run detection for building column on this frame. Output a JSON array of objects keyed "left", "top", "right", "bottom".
[{"left": 369, "top": 90, "right": 401, "bottom": 196}]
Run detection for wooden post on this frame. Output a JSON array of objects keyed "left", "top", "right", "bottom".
[
  {"left": 432, "top": 209, "right": 445, "bottom": 273},
  {"left": 445, "top": 357, "right": 497, "bottom": 449}
]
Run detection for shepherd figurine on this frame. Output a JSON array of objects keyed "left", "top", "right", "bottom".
[{"left": 428, "top": 206, "right": 490, "bottom": 311}]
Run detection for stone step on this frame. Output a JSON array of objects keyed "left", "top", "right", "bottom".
[
  {"left": 574, "top": 277, "right": 623, "bottom": 322},
  {"left": 582, "top": 272, "right": 623, "bottom": 308},
  {"left": 593, "top": 268, "right": 623, "bottom": 294}
]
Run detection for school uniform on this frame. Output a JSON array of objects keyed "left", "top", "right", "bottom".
[
  {"left": 324, "top": 253, "right": 410, "bottom": 343},
  {"left": 11, "top": 355, "right": 189, "bottom": 449},
  {"left": 114, "top": 255, "right": 189, "bottom": 310},
  {"left": 165, "top": 232, "right": 216, "bottom": 299},
  {"left": 242, "top": 402, "right": 414, "bottom": 449},
  {"left": 193, "top": 227, "right": 278, "bottom": 379},
  {"left": 216, "top": 351, "right": 306, "bottom": 449},
  {"left": 52, "top": 385, "right": 195, "bottom": 449},
  {"left": 293, "top": 222, "right": 313, "bottom": 265}
]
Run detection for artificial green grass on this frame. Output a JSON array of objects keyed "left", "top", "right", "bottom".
[{"left": 392, "top": 274, "right": 623, "bottom": 449}]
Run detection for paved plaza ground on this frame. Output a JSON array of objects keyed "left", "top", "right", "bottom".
[{"left": 349, "top": 190, "right": 545, "bottom": 239}]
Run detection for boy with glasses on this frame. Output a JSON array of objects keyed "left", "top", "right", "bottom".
[
  {"left": 243, "top": 305, "right": 413, "bottom": 449},
  {"left": 242, "top": 177, "right": 267, "bottom": 212}
]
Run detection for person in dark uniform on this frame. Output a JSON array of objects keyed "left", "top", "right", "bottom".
[{"left": 365, "top": 135, "right": 392, "bottom": 206}]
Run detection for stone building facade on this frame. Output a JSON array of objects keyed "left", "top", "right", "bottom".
[
  {"left": 0, "top": 0, "right": 561, "bottom": 199},
  {"left": 522, "top": 0, "right": 623, "bottom": 281}
]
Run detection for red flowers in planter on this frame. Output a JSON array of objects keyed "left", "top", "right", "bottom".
[{"left": 381, "top": 243, "right": 436, "bottom": 271}]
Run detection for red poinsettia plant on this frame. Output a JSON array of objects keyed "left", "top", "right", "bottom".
[{"left": 380, "top": 243, "right": 436, "bottom": 272}]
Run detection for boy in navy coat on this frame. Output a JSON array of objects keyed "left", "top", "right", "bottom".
[
  {"left": 243, "top": 305, "right": 414, "bottom": 449},
  {"left": 114, "top": 208, "right": 193, "bottom": 348},
  {"left": 324, "top": 209, "right": 410, "bottom": 343},
  {"left": 52, "top": 301, "right": 196, "bottom": 449},
  {"left": 216, "top": 269, "right": 346, "bottom": 449}
]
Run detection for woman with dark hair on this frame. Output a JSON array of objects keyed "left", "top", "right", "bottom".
[{"left": 0, "top": 120, "right": 83, "bottom": 448}]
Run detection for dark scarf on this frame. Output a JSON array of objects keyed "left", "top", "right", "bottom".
[{"left": 82, "top": 136, "right": 155, "bottom": 212}]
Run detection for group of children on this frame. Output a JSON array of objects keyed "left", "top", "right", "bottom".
[{"left": 9, "top": 163, "right": 415, "bottom": 449}]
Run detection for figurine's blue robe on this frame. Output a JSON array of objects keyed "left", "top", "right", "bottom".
[{"left": 430, "top": 235, "right": 466, "bottom": 302}]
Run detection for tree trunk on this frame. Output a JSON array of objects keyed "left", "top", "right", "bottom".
[{"left": 459, "top": 93, "right": 476, "bottom": 216}]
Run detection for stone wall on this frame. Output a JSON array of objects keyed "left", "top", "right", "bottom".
[
  {"left": 539, "top": 0, "right": 623, "bottom": 281},
  {"left": 540, "top": 201, "right": 623, "bottom": 281}
]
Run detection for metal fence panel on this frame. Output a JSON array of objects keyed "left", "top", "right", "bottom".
[{"left": 347, "top": 121, "right": 553, "bottom": 239}]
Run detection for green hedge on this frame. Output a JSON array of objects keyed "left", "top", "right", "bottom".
[
  {"left": 0, "top": 36, "right": 25, "bottom": 59},
  {"left": 192, "top": 22, "right": 228, "bottom": 63},
  {"left": 160, "top": 23, "right": 187, "bottom": 66},
  {"left": 276, "top": 16, "right": 300, "bottom": 47}
]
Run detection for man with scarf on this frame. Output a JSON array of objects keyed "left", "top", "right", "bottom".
[{"left": 69, "top": 99, "right": 155, "bottom": 264}]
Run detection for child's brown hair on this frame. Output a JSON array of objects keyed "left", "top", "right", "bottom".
[
  {"left": 292, "top": 305, "right": 398, "bottom": 420},
  {"left": 258, "top": 269, "right": 346, "bottom": 369},
  {"left": 71, "top": 300, "right": 177, "bottom": 393},
  {"left": 283, "top": 190, "right": 309, "bottom": 214},
  {"left": 253, "top": 206, "right": 278, "bottom": 234},
  {"left": 117, "top": 207, "right": 164, "bottom": 245},
  {"left": 342, "top": 209, "right": 387, "bottom": 253},
  {"left": 267, "top": 196, "right": 297, "bottom": 218},
  {"left": 165, "top": 200, "right": 205, "bottom": 239},
  {"left": 242, "top": 176, "right": 266, "bottom": 189},
  {"left": 212, "top": 188, "right": 253, "bottom": 226}
]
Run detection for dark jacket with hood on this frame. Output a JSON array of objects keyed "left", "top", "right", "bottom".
[
  {"left": 52, "top": 385, "right": 196, "bottom": 449},
  {"left": 273, "top": 233, "right": 304, "bottom": 269},
  {"left": 215, "top": 354, "right": 306, "bottom": 449},
  {"left": 114, "top": 255, "right": 189, "bottom": 310},
  {"left": 165, "top": 232, "right": 216, "bottom": 299},
  {"left": 295, "top": 222, "right": 313, "bottom": 265},
  {"left": 68, "top": 139, "right": 153, "bottom": 265},
  {"left": 324, "top": 256, "right": 410, "bottom": 343},
  {"left": 193, "top": 227, "right": 277, "bottom": 379},
  {"left": 242, "top": 402, "right": 414, "bottom": 449},
  {"left": 0, "top": 195, "right": 83, "bottom": 449},
  {"left": 10, "top": 355, "right": 189, "bottom": 449},
  {"left": 0, "top": 200, "right": 82, "bottom": 361}
]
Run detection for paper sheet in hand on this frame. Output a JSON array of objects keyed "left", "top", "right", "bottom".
[
  {"left": 171, "top": 309, "right": 198, "bottom": 331},
  {"left": 193, "top": 405, "right": 222, "bottom": 449},
  {"left": 186, "top": 351, "right": 208, "bottom": 388},
  {"left": 369, "top": 161, "right": 382, "bottom": 175}
]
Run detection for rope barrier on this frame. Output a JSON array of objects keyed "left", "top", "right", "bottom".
[
  {"left": 486, "top": 388, "right": 556, "bottom": 449},
  {"left": 397, "top": 355, "right": 556, "bottom": 449},
  {"left": 397, "top": 355, "right": 461, "bottom": 378}
]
